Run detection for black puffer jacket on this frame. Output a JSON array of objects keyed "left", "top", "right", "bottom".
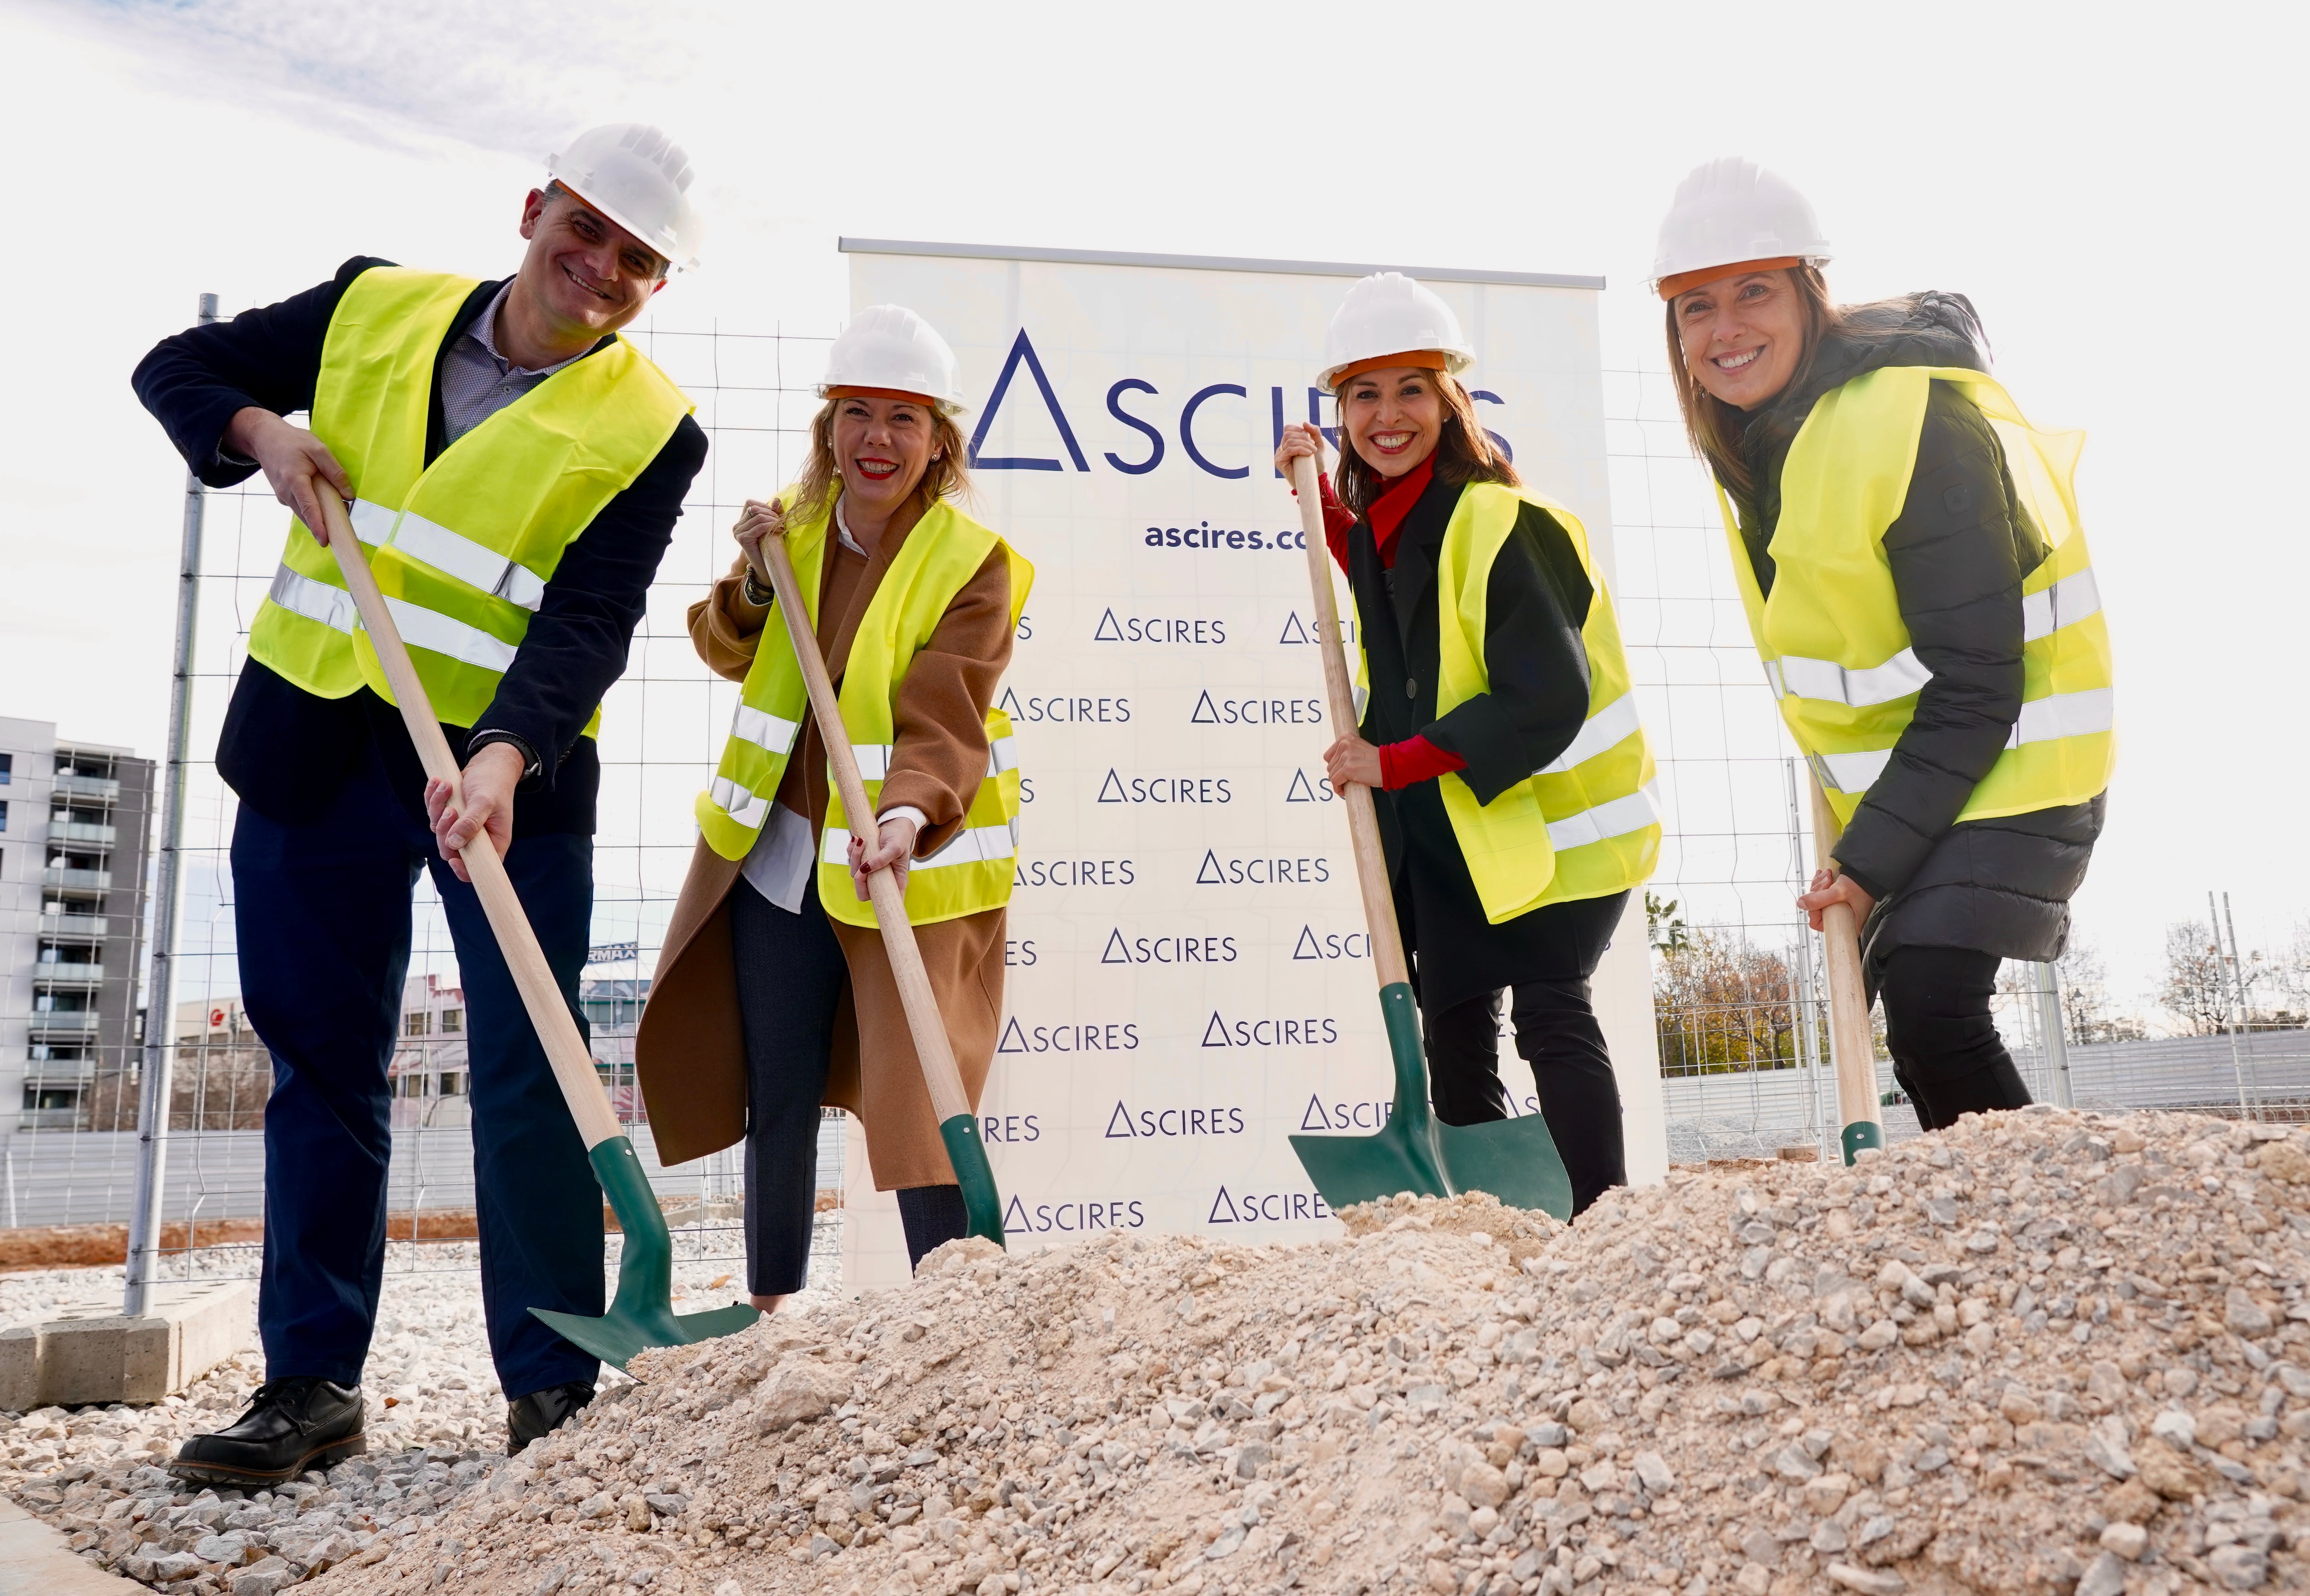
[{"left": 1732, "top": 295, "right": 2104, "bottom": 971}]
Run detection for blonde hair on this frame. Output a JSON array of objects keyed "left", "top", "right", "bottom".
[
  {"left": 787, "top": 396, "right": 974, "bottom": 524},
  {"left": 1332, "top": 368, "right": 1518, "bottom": 518}
]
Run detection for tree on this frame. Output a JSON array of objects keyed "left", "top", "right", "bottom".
[
  {"left": 2159, "top": 919, "right": 2232, "bottom": 1038},
  {"left": 1654, "top": 930, "right": 1797, "bottom": 1073},
  {"left": 2054, "top": 934, "right": 2149, "bottom": 1044},
  {"left": 1645, "top": 891, "right": 1689, "bottom": 955}
]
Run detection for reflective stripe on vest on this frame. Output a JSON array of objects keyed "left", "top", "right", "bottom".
[
  {"left": 1414, "top": 482, "right": 1660, "bottom": 924},
  {"left": 1723, "top": 365, "right": 2115, "bottom": 825},
  {"left": 692, "top": 490, "right": 1036, "bottom": 930},
  {"left": 244, "top": 267, "right": 691, "bottom": 730}
]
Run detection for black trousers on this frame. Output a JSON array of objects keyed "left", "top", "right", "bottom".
[
  {"left": 1415, "top": 891, "right": 1629, "bottom": 1215},
  {"left": 728, "top": 882, "right": 967, "bottom": 1289},
  {"left": 1877, "top": 944, "right": 2033, "bottom": 1131}
]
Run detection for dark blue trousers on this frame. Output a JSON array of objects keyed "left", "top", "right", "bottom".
[{"left": 231, "top": 745, "right": 603, "bottom": 1397}]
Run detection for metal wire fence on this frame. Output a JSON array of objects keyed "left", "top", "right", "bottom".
[{"left": 2, "top": 322, "right": 2298, "bottom": 1311}]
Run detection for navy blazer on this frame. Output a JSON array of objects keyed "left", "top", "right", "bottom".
[{"left": 132, "top": 257, "right": 708, "bottom": 836}]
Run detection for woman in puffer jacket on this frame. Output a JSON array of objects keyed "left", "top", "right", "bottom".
[{"left": 1654, "top": 158, "right": 2114, "bottom": 1130}]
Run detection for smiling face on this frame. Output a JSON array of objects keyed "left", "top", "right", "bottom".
[
  {"left": 1340, "top": 366, "right": 1445, "bottom": 478},
  {"left": 515, "top": 186, "right": 668, "bottom": 342},
  {"left": 1672, "top": 269, "right": 1810, "bottom": 410},
  {"left": 830, "top": 394, "right": 940, "bottom": 520}
]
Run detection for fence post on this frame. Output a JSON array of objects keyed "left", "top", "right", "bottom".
[
  {"left": 123, "top": 291, "right": 216, "bottom": 1317},
  {"left": 2028, "top": 960, "right": 2074, "bottom": 1109}
]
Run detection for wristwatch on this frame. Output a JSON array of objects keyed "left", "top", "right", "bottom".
[
  {"left": 468, "top": 729, "right": 542, "bottom": 785},
  {"left": 742, "top": 568, "right": 775, "bottom": 607}
]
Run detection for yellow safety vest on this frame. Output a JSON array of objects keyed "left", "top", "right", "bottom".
[
  {"left": 1360, "top": 482, "right": 1660, "bottom": 925},
  {"left": 693, "top": 491, "right": 1034, "bottom": 929},
  {"left": 1721, "top": 365, "right": 2115, "bottom": 825},
  {"left": 247, "top": 267, "right": 691, "bottom": 731}
]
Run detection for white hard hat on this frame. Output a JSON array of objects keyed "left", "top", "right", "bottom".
[
  {"left": 1651, "top": 157, "right": 1831, "bottom": 300},
  {"left": 546, "top": 123, "right": 706, "bottom": 273},
  {"left": 819, "top": 305, "right": 969, "bottom": 417},
  {"left": 1317, "top": 272, "right": 1475, "bottom": 393}
]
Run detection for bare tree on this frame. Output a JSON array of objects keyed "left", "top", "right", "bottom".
[
  {"left": 1654, "top": 931, "right": 1797, "bottom": 1073},
  {"left": 2159, "top": 919, "right": 2232, "bottom": 1038},
  {"left": 2055, "top": 933, "right": 2148, "bottom": 1044}
]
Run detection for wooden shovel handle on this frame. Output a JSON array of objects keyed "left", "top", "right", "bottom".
[
  {"left": 1288, "top": 455, "right": 1411, "bottom": 992},
  {"left": 1808, "top": 777, "right": 1884, "bottom": 1142},
  {"left": 312, "top": 487, "right": 623, "bottom": 1149},
  {"left": 754, "top": 528, "right": 974, "bottom": 1126}
]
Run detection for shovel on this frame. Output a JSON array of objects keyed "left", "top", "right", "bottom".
[
  {"left": 1281, "top": 457, "right": 1574, "bottom": 1220},
  {"left": 750, "top": 517, "right": 1007, "bottom": 1250},
  {"left": 1807, "top": 776, "right": 1885, "bottom": 1163},
  {"left": 314, "top": 485, "right": 760, "bottom": 1371}
]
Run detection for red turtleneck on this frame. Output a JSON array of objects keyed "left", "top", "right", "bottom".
[{"left": 1292, "top": 454, "right": 1467, "bottom": 792}]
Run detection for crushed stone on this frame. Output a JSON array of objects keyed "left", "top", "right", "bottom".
[{"left": 17, "top": 1106, "right": 2310, "bottom": 1596}]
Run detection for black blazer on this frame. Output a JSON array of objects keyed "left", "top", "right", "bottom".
[{"left": 132, "top": 257, "right": 708, "bottom": 836}]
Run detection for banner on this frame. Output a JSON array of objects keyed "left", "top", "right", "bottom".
[{"left": 839, "top": 241, "right": 1664, "bottom": 1287}]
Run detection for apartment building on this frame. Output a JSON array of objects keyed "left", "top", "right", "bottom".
[{"left": 0, "top": 717, "right": 155, "bottom": 1130}]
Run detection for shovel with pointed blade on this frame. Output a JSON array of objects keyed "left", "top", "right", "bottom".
[
  {"left": 1282, "top": 456, "right": 1574, "bottom": 1220},
  {"left": 314, "top": 485, "right": 760, "bottom": 1371}
]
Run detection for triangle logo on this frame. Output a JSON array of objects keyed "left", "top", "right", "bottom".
[
  {"left": 1190, "top": 691, "right": 1219, "bottom": 724},
  {"left": 1002, "top": 1194, "right": 1031, "bottom": 1234},
  {"left": 1094, "top": 608, "right": 1124, "bottom": 643},
  {"left": 1201, "top": 1011, "right": 1231, "bottom": 1048},
  {"left": 1104, "top": 1101, "right": 1135, "bottom": 1138},
  {"left": 997, "top": 1017, "right": 1030, "bottom": 1054},
  {"left": 1285, "top": 769, "right": 1319, "bottom": 803},
  {"left": 1292, "top": 926, "right": 1322, "bottom": 961},
  {"left": 1208, "top": 1187, "right": 1241, "bottom": 1225},
  {"left": 1097, "top": 770, "right": 1126, "bottom": 804},
  {"left": 1298, "top": 1095, "right": 1333, "bottom": 1131},
  {"left": 1100, "top": 928, "right": 1132, "bottom": 965},
  {"left": 1195, "top": 851, "right": 1225, "bottom": 885},
  {"left": 1279, "top": 612, "right": 1312, "bottom": 645}
]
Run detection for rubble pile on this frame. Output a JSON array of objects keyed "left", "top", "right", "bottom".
[{"left": 15, "top": 1107, "right": 2310, "bottom": 1596}]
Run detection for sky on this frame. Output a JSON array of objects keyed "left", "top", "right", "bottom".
[{"left": 3, "top": 0, "right": 2303, "bottom": 1011}]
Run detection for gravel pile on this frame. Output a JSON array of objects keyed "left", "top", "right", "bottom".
[
  {"left": 1, "top": 1238, "right": 797, "bottom": 1595},
  {"left": 162, "top": 1104, "right": 2293, "bottom": 1596}
]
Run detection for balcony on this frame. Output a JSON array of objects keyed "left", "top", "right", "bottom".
[
  {"left": 52, "top": 773, "right": 120, "bottom": 802},
  {"left": 28, "top": 1011, "right": 101, "bottom": 1038},
  {"left": 48, "top": 820, "right": 118, "bottom": 847},
  {"left": 42, "top": 868, "right": 111, "bottom": 895},
  {"left": 35, "top": 964, "right": 105, "bottom": 990},
  {"left": 37, "top": 914, "right": 107, "bottom": 942}
]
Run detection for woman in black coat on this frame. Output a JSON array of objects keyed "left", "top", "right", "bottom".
[{"left": 1654, "top": 158, "right": 2111, "bottom": 1129}]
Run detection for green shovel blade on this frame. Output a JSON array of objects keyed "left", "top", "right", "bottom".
[
  {"left": 1841, "top": 1119, "right": 1885, "bottom": 1165},
  {"left": 529, "top": 1136, "right": 762, "bottom": 1372},
  {"left": 940, "top": 1113, "right": 1007, "bottom": 1249},
  {"left": 1289, "top": 981, "right": 1574, "bottom": 1222}
]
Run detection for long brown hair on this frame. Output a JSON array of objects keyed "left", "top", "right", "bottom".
[
  {"left": 787, "top": 396, "right": 974, "bottom": 524},
  {"left": 1664, "top": 264, "right": 1838, "bottom": 501},
  {"left": 1332, "top": 368, "right": 1519, "bottom": 517}
]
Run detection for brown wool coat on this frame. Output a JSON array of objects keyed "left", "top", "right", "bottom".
[{"left": 635, "top": 501, "right": 1014, "bottom": 1189}]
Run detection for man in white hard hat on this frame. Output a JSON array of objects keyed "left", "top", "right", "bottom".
[{"left": 130, "top": 124, "right": 709, "bottom": 1477}]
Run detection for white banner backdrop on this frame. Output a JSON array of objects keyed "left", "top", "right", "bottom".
[{"left": 837, "top": 242, "right": 1664, "bottom": 1288}]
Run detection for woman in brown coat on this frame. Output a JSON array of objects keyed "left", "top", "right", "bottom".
[{"left": 635, "top": 305, "right": 1029, "bottom": 1308}]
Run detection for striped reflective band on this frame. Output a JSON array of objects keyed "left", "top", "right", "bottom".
[
  {"left": 1537, "top": 692, "right": 1643, "bottom": 776},
  {"left": 267, "top": 565, "right": 522, "bottom": 672},
  {"left": 821, "top": 818, "right": 1022, "bottom": 869},
  {"left": 850, "top": 736, "right": 1019, "bottom": 782},
  {"left": 1545, "top": 783, "right": 1661, "bottom": 853},
  {"left": 1765, "top": 647, "right": 1930, "bottom": 708},
  {"left": 2023, "top": 567, "right": 2102, "bottom": 643},
  {"left": 351, "top": 498, "right": 547, "bottom": 611},
  {"left": 270, "top": 564, "right": 357, "bottom": 633},
  {"left": 1768, "top": 567, "right": 2103, "bottom": 706},
  {"left": 731, "top": 703, "right": 802, "bottom": 756},
  {"left": 711, "top": 776, "right": 770, "bottom": 830},
  {"left": 1812, "top": 686, "right": 2115, "bottom": 795}
]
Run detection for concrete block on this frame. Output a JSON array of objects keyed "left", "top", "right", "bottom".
[{"left": 0, "top": 1280, "right": 253, "bottom": 1410}]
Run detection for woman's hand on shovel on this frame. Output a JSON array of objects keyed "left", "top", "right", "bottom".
[
  {"left": 1275, "top": 422, "right": 1327, "bottom": 483},
  {"left": 424, "top": 742, "right": 523, "bottom": 884},
  {"left": 1323, "top": 733, "right": 1383, "bottom": 796},
  {"left": 848, "top": 813, "right": 919, "bottom": 901},
  {"left": 1797, "top": 865, "right": 1876, "bottom": 934},
  {"left": 733, "top": 497, "right": 786, "bottom": 589}
]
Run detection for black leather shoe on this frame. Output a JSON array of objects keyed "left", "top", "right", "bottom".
[
  {"left": 170, "top": 1377, "right": 365, "bottom": 1486},
  {"left": 508, "top": 1380, "right": 596, "bottom": 1451}
]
